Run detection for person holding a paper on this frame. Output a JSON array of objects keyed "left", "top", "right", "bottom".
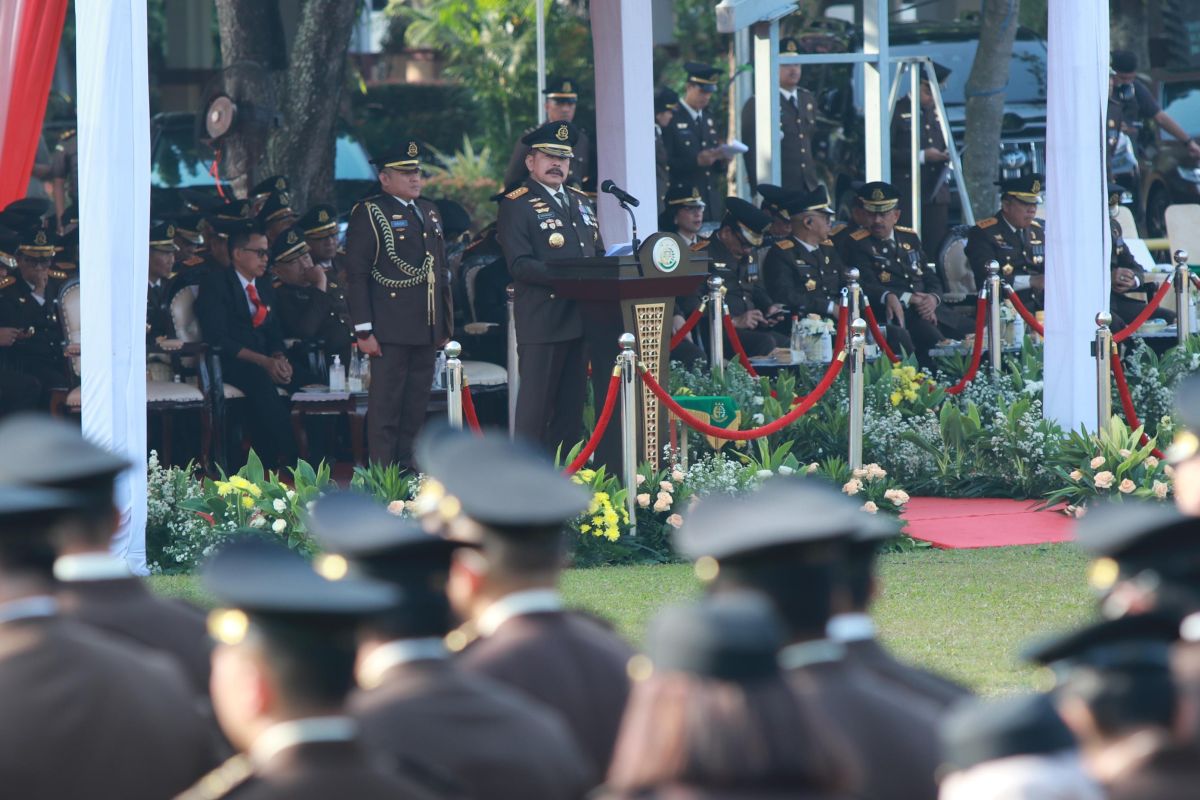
[{"left": 662, "top": 62, "right": 727, "bottom": 221}]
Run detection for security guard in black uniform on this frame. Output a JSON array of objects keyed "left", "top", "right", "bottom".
[
  {"left": 147, "top": 221, "right": 178, "bottom": 343},
  {"left": 843, "top": 182, "right": 968, "bottom": 367},
  {"left": 964, "top": 174, "right": 1046, "bottom": 311},
  {"left": 344, "top": 141, "right": 452, "bottom": 469},
  {"left": 742, "top": 37, "right": 820, "bottom": 193},
  {"left": 891, "top": 62, "right": 953, "bottom": 252},
  {"left": 0, "top": 228, "right": 70, "bottom": 406},
  {"left": 662, "top": 62, "right": 727, "bottom": 220},
  {"left": 270, "top": 226, "right": 352, "bottom": 382},
  {"left": 497, "top": 120, "right": 603, "bottom": 455},
  {"left": 504, "top": 77, "right": 593, "bottom": 193}
]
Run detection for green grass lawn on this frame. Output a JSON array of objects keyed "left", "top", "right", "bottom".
[{"left": 151, "top": 543, "right": 1095, "bottom": 695}]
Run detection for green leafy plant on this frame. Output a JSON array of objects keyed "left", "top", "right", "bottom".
[
  {"left": 1043, "top": 417, "right": 1172, "bottom": 513},
  {"left": 350, "top": 462, "right": 419, "bottom": 503}
]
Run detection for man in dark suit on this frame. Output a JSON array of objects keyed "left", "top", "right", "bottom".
[
  {"left": 504, "top": 77, "right": 593, "bottom": 192},
  {"left": 0, "top": 412, "right": 213, "bottom": 698},
  {"left": 196, "top": 225, "right": 297, "bottom": 468},
  {"left": 497, "top": 120, "right": 603, "bottom": 455},
  {"left": 0, "top": 227, "right": 71, "bottom": 406},
  {"left": 662, "top": 62, "right": 727, "bottom": 219},
  {"left": 148, "top": 221, "right": 178, "bottom": 343},
  {"left": 843, "top": 181, "right": 969, "bottom": 367},
  {"left": 270, "top": 226, "right": 352, "bottom": 381},
  {"left": 343, "top": 141, "right": 452, "bottom": 469},
  {"left": 180, "top": 538, "right": 436, "bottom": 800},
  {"left": 309, "top": 493, "right": 592, "bottom": 800},
  {"left": 964, "top": 174, "right": 1046, "bottom": 311},
  {"left": 416, "top": 428, "right": 634, "bottom": 785},
  {"left": 0, "top": 484, "right": 216, "bottom": 799},
  {"left": 742, "top": 37, "right": 820, "bottom": 193},
  {"left": 891, "top": 62, "right": 953, "bottom": 251}
]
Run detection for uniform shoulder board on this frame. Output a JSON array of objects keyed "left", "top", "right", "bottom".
[
  {"left": 182, "top": 256, "right": 204, "bottom": 267},
  {"left": 830, "top": 223, "right": 847, "bottom": 235},
  {"left": 0, "top": 276, "right": 14, "bottom": 290},
  {"left": 1031, "top": 219, "right": 1044, "bottom": 229},
  {"left": 850, "top": 229, "right": 870, "bottom": 241},
  {"left": 820, "top": 238, "right": 835, "bottom": 246},
  {"left": 895, "top": 225, "right": 916, "bottom": 234},
  {"left": 272, "top": 279, "right": 283, "bottom": 289},
  {"left": 58, "top": 129, "right": 76, "bottom": 142},
  {"left": 48, "top": 269, "right": 68, "bottom": 280},
  {"left": 690, "top": 239, "right": 710, "bottom": 252},
  {"left": 976, "top": 217, "right": 998, "bottom": 229},
  {"left": 775, "top": 239, "right": 794, "bottom": 250},
  {"left": 173, "top": 755, "right": 254, "bottom": 800},
  {"left": 567, "top": 185, "right": 589, "bottom": 196},
  {"left": 56, "top": 262, "right": 78, "bottom": 272},
  {"left": 505, "top": 186, "right": 529, "bottom": 200}
]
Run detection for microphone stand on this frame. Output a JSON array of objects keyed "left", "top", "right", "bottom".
[{"left": 618, "top": 199, "right": 640, "bottom": 253}]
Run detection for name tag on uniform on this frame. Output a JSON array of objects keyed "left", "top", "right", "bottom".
[{"left": 390, "top": 219, "right": 408, "bottom": 230}]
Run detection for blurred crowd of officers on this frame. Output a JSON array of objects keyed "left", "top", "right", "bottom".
[{"left": 0, "top": 373, "right": 1196, "bottom": 798}]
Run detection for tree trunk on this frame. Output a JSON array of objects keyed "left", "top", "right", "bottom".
[
  {"left": 962, "top": 0, "right": 1021, "bottom": 218},
  {"left": 1109, "top": 0, "right": 1149, "bottom": 71}
]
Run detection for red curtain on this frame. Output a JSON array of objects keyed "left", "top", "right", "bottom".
[{"left": 0, "top": 0, "right": 69, "bottom": 207}]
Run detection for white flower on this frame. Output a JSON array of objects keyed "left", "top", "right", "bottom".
[
  {"left": 636, "top": 493, "right": 651, "bottom": 508},
  {"left": 387, "top": 500, "right": 405, "bottom": 516},
  {"left": 1118, "top": 478, "right": 1136, "bottom": 494},
  {"left": 306, "top": 500, "right": 317, "bottom": 512},
  {"left": 752, "top": 395, "right": 765, "bottom": 406},
  {"left": 1090, "top": 456, "right": 1106, "bottom": 469},
  {"left": 249, "top": 515, "right": 266, "bottom": 528},
  {"left": 271, "top": 518, "right": 287, "bottom": 533},
  {"left": 777, "top": 465, "right": 795, "bottom": 476},
  {"left": 806, "top": 463, "right": 819, "bottom": 475},
  {"left": 1069, "top": 470, "right": 1082, "bottom": 482},
  {"left": 1153, "top": 480, "right": 1169, "bottom": 499},
  {"left": 666, "top": 514, "right": 683, "bottom": 528},
  {"left": 756, "top": 469, "right": 773, "bottom": 479},
  {"left": 861, "top": 501, "right": 878, "bottom": 514},
  {"left": 1094, "top": 471, "right": 1115, "bottom": 489},
  {"left": 752, "top": 413, "right": 765, "bottom": 424},
  {"left": 842, "top": 478, "right": 863, "bottom": 496},
  {"left": 1119, "top": 449, "right": 1132, "bottom": 459},
  {"left": 272, "top": 498, "right": 287, "bottom": 513},
  {"left": 286, "top": 490, "right": 296, "bottom": 500},
  {"left": 671, "top": 469, "right": 685, "bottom": 482},
  {"left": 635, "top": 474, "right": 646, "bottom": 486},
  {"left": 1145, "top": 456, "right": 1159, "bottom": 470}
]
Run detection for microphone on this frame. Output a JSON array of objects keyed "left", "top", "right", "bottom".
[{"left": 600, "top": 180, "right": 640, "bottom": 207}]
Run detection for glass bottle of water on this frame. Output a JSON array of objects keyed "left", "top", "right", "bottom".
[
  {"left": 347, "top": 344, "right": 363, "bottom": 392},
  {"left": 789, "top": 314, "right": 803, "bottom": 361}
]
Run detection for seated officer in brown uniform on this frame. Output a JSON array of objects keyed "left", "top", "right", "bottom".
[
  {"left": 497, "top": 120, "right": 603, "bottom": 455},
  {"left": 173, "top": 213, "right": 206, "bottom": 266},
  {"left": 416, "top": 427, "right": 634, "bottom": 786},
  {"left": 658, "top": 183, "right": 706, "bottom": 247},
  {"left": 0, "top": 227, "right": 71, "bottom": 405},
  {"left": 255, "top": 187, "right": 298, "bottom": 246},
  {"left": 677, "top": 480, "right": 943, "bottom": 800},
  {"left": 682, "top": 198, "right": 787, "bottom": 358},
  {"left": 270, "top": 226, "right": 352, "bottom": 380},
  {"left": 0, "top": 484, "right": 216, "bottom": 799},
  {"left": 964, "top": 174, "right": 1046, "bottom": 311},
  {"left": 756, "top": 183, "right": 796, "bottom": 239},
  {"left": 298, "top": 204, "right": 341, "bottom": 280},
  {"left": 148, "top": 221, "right": 179, "bottom": 343},
  {"left": 310, "top": 493, "right": 593, "bottom": 800},
  {"left": 344, "top": 141, "right": 452, "bottom": 469},
  {"left": 1107, "top": 184, "right": 1174, "bottom": 326},
  {"left": 180, "top": 538, "right": 436, "bottom": 800},
  {"left": 843, "top": 181, "right": 969, "bottom": 367}
]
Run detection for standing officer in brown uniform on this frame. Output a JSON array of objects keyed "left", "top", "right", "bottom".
[
  {"left": 891, "top": 62, "right": 953, "bottom": 250},
  {"left": 344, "top": 142, "right": 452, "bottom": 469},
  {"left": 416, "top": 427, "right": 634, "bottom": 786},
  {"left": 742, "top": 37, "right": 820, "bottom": 193},
  {"left": 504, "top": 77, "right": 593, "bottom": 192},
  {"left": 0, "top": 484, "right": 216, "bottom": 799},
  {"left": 964, "top": 174, "right": 1046, "bottom": 311},
  {"left": 310, "top": 493, "right": 593, "bottom": 800},
  {"left": 498, "top": 120, "right": 602, "bottom": 455},
  {"left": 662, "top": 62, "right": 727, "bottom": 220}
]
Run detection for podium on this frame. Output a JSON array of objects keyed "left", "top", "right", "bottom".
[{"left": 548, "top": 232, "right": 708, "bottom": 470}]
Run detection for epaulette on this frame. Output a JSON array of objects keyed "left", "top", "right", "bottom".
[
  {"left": 830, "top": 223, "right": 847, "bottom": 235},
  {"left": 820, "top": 238, "right": 835, "bottom": 246},
  {"left": 850, "top": 229, "right": 870, "bottom": 241},
  {"left": 690, "top": 239, "right": 710, "bottom": 252},
  {"left": 56, "top": 262, "right": 78, "bottom": 272},
  {"left": 505, "top": 186, "right": 529, "bottom": 200},
  {"left": 775, "top": 239, "right": 795, "bottom": 250},
  {"left": 174, "top": 755, "right": 254, "bottom": 800},
  {"left": 976, "top": 217, "right": 998, "bottom": 229},
  {"left": 0, "top": 276, "right": 14, "bottom": 290},
  {"left": 167, "top": 272, "right": 177, "bottom": 281},
  {"left": 1031, "top": 219, "right": 1043, "bottom": 228},
  {"left": 272, "top": 279, "right": 283, "bottom": 289},
  {"left": 58, "top": 129, "right": 76, "bottom": 142},
  {"left": 182, "top": 256, "right": 204, "bottom": 267},
  {"left": 895, "top": 225, "right": 915, "bottom": 234},
  {"left": 48, "top": 269, "right": 68, "bottom": 280},
  {"left": 567, "top": 185, "right": 589, "bottom": 196}
]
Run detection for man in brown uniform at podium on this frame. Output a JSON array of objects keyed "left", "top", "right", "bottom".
[{"left": 497, "top": 120, "right": 603, "bottom": 455}]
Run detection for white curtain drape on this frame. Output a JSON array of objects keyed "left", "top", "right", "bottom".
[
  {"left": 1043, "top": 0, "right": 1110, "bottom": 430},
  {"left": 76, "top": 0, "right": 150, "bottom": 574}
]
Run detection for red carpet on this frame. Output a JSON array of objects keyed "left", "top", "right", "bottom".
[{"left": 901, "top": 497, "right": 1075, "bottom": 549}]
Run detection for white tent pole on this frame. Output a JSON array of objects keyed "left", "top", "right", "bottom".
[{"left": 536, "top": 0, "right": 546, "bottom": 125}]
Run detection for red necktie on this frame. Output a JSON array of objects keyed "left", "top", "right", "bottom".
[{"left": 245, "top": 282, "right": 268, "bottom": 328}]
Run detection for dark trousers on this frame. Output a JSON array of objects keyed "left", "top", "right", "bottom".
[
  {"left": 1112, "top": 291, "right": 1176, "bottom": 327},
  {"left": 516, "top": 337, "right": 587, "bottom": 456},
  {"left": 222, "top": 359, "right": 297, "bottom": 468},
  {"left": 0, "top": 368, "right": 41, "bottom": 415},
  {"left": 368, "top": 343, "right": 436, "bottom": 468},
  {"left": 921, "top": 202, "right": 950, "bottom": 256}
]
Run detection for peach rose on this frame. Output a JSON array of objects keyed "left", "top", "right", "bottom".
[
  {"left": 842, "top": 478, "right": 863, "bottom": 496},
  {"left": 666, "top": 514, "right": 684, "bottom": 528},
  {"left": 386, "top": 500, "right": 405, "bottom": 516},
  {"left": 1118, "top": 478, "right": 1136, "bottom": 494},
  {"left": 1145, "top": 456, "right": 1159, "bottom": 470},
  {"left": 884, "top": 488, "right": 910, "bottom": 506},
  {"left": 1069, "top": 470, "right": 1082, "bottom": 482},
  {"left": 1153, "top": 481, "right": 1169, "bottom": 499},
  {"left": 1090, "top": 456, "right": 1106, "bottom": 469},
  {"left": 1093, "top": 471, "right": 1114, "bottom": 489},
  {"left": 636, "top": 493, "right": 651, "bottom": 508},
  {"left": 861, "top": 501, "right": 878, "bottom": 514}
]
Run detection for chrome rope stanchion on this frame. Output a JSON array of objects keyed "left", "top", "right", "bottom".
[
  {"left": 619, "top": 333, "right": 639, "bottom": 537},
  {"left": 986, "top": 260, "right": 1002, "bottom": 374},
  {"left": 1095, "top": 312, "right": 1113, "bottom": 430},
  {"left": 1175, "top": 250, "right": 1193, "bottom": 344},
  {"left": 707, "top": 275, "right": 725, "bottom": 377},
  {"left": 847, "top": 268, "right": 862, "bottom": 321},
  {"left": 444, "top": 341, "right": 464, "bottom": 430},
  {"left": 506, "top": 285, "right": 519, "bottom": 436},
  {"left": 848, "top": 318, "right": 867, "bottom": 471}
]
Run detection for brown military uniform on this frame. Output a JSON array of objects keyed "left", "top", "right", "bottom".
[
  {"left": 272, "top": 280, "right": 353, "bottom": 376},
  {"left": 891, "top": 96, "right": 952, "bottom": 250},
  {"left": 964, "top": 214, "right": 1045, "bottom": 311},
  {"left": 680, "top": 236, "right": 785, "bottom": 358},
  {"left": 351, "top": 653, "right": 592, "bottom": 800},
  {"left": 504, "top": 128, "right": 593, "bottom": 193},
  {"left": 343, "top": 193, "right": 452, "bottom": 467},
  {"left": 742, "top": 88, "right": 820, "bottom": 193},
  {"left": 0, "top": 273, "right": 71, "bottom": 403},
  {"left": 662, "top": 105, "right": 725, "bottom": 220},
  {"left": 763, "top": 236, "right": 844, "bottom": 319}
]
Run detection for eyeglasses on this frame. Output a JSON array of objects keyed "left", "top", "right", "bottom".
[{"left": 238, "top": 247, "right": 270, "bottom": 259}]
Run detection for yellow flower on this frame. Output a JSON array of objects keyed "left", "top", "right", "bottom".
[
  {"left": 890, "top": 391, "right": 903, "bottom": 406},
  {"left": 580, "top": 523, "right": 591, "bottom": 533},
  {"left": 229, "top": 475, "right": 253, "bottom": 491},
  {"left": 247, "top": 484, "right": 262, "bottom": 498},
  {"left": 241, "top": 496, "right": 255, "bottom": 509},
  {"left": 214, "top": 480, "right": 234, "bottom": 497},
  {"left": 903, "top": 389, "right": 918, "bottom": 402}
]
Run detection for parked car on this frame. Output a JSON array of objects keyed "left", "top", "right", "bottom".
[
  {"left": 149, "top": 112, "right": 377, "bottom": 216},
  {"left": 1125, "top": 71, "right": 1200, "bottom": 237}
]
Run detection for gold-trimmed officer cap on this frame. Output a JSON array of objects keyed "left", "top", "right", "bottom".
[
  {"left": 1074, "top": 500, "right": 1200, "bottom": 587},
  {"left": 783, "top": 186, "right": 835, "bottom": 216},
  {"left": 665, "top": 184, "right": 706, "bottom": 208},
  {"left": 251, "top": 175, "right": 289, "bottom": 201},
  {"left": 856, "top": 181, "right": 902, "bottom": 213},
  {"left": 721, "top": 197, "right": 773, "bottom": 247},
  {"left": 521, "top": 120, "right": 579, "bottom": 159},
  {"left": 150, "top": 221, "right": 180, "bottom": 253},
  {"left": 756, "top": 184, "right": 791, "bottom": 220},
  {"left": 16, "top": 227, "right": 56, "bottom": 258},
  {"left": 543, "top": 76, "right": 579, "bottom": 101},
  {"left": 371, "top": 140, "right": 426, "bottom": 172},
  {"left": 684, "top": 61, "right": 720, "bottom": 91},
  {"left": 256, "top": 191, "right": 297, "bottom": 225},
  {"left": 997, "top": 173, "right": 1045, "bottom": 204},
  {"left": 215, "top": 199, "right": 253, "bottom": 222},
  {"left": 655, "top": 87, "right": 679, "bottom": 114},
  {"left": 298, "top": 204, "right": 339, "bottom": 239},
  {"left": 172, "top": 214, "right": 205, "bottom": 245},
  {"left": 0, "top": 411, "right": 132, "bottom": 489},
  {"left": 270, "top": 226, "right": 310, "bottom": 264}
]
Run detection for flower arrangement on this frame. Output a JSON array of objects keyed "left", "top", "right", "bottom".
[
  {"left": 886, "top": 364, "right": 940, "bottom": 411},
  {"left": 1042, "top": 417, "right": 1172, "bottom": 514}
]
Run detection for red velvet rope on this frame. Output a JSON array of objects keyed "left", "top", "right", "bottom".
[
  {"left": 722, "top": 312, "right": 760, "bottom": 377},
  {"left": 1109, "top": 353, "right": 1166, "bottom": 459},
  {"left": 862, "top": 305, "right": 900, "bottom": 364},
  {"left": 565, "top": 370, "right": 622, "bottom": 475},
  {"left": 944, "top": 297, "right": 989, "bottom": 396},
  {"left": 643, "top": 350, "right": 847, "bottom": 441},
  {"left": 461, "top": 381, "right": 482, "bottom": 434},
  {"left": 1004, "top": 286, "right": 1045, "bottom": 336},
  {"left": 1112, "top": 278, "right": 1174, "bottom": 343},
  {"left": 670, "top": 301, "right": 707, "bottom": 350},
  {"left": 834, "top": 302, "right": 849, "bottom": 353}
]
